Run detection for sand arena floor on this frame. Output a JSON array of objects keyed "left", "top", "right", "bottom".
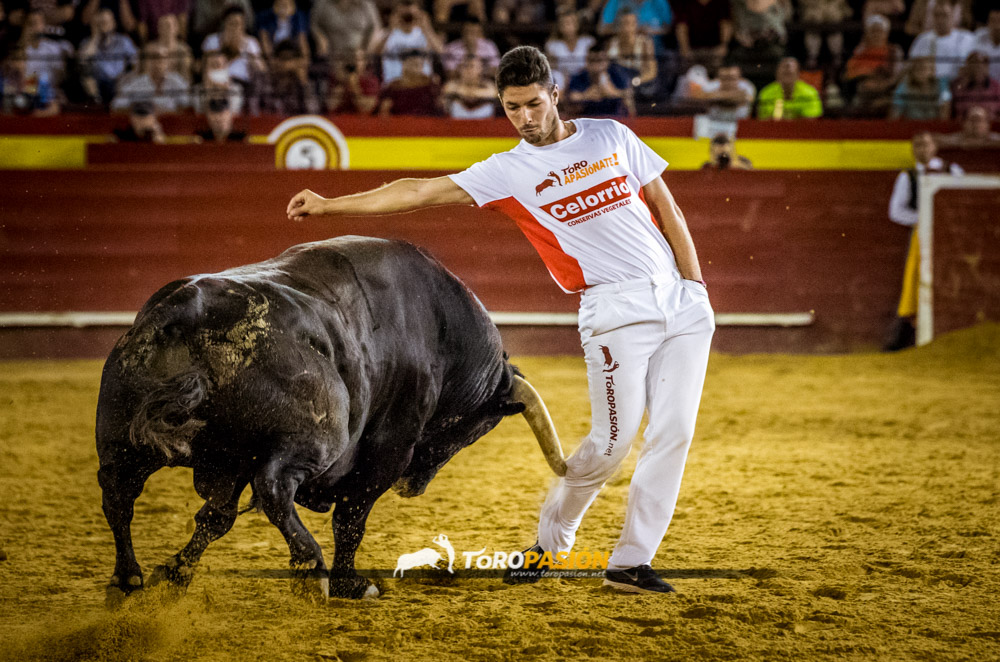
[{"left": 1, "top": 325, "right": 998, "bottom": 661}]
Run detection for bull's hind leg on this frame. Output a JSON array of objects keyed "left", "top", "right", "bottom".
[
  {"left": 254, "top": 456, "right": 329, "bottom": 599},
  {"left": 149, "top": 472, "right": 249, "bottom": 591},
  {"left": 97, "top": 458, "right": 160, "bottom": 607}
]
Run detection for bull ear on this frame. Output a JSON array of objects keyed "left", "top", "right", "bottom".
[{"left": 511, "top": 375, "right": 567, "bottom": 477}]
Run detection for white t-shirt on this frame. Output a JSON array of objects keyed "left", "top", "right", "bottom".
[
  {"left": 201, "top": 33, "right": 262, "bottom": 83},
  {"left": 381, "top": 28, "right": 432, "bottom": 83},
  {"left": 449, "top": 118, "right": 676, "bottom": 293},
  {"left": 908, "top": 29, "right": 976, "bottom": 82}
]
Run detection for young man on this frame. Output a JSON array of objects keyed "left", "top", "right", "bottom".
[{"left": 286, "top": 46, "right": 714, "bottom": 595}]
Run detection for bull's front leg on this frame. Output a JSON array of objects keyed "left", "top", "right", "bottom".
[{"left": 254, "top": 459, "right": 329, "bottom": 600}]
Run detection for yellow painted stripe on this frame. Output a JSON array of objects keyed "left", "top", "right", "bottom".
[
  {"left": 0, "top": 136, "right": 99, "bottom": 169},
  {"left": 0, "top": 134, "right": 915, "bottom": 171}
]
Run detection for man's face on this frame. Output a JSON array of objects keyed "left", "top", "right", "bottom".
[
  {"left": 401, "top": 54, "right": 424, "bottom": 76},
  {"left": 912, "top": 133, "right": 937, "bottom": 164},
  {"left": 865, "top": 23, "right": 888, "bottom": 46},
  {"left": 932, "top": 3, "right": 953, "bottom": 35},
  {"left": 500, "top": 84, "right": 561, "bottom": 145},
  {"left": 964, "top": 108, "right": 990, "bottom": 139},
  {"left": 718, "top": 66, "right": 740, "bottom": 89},
  {"left": 618, "top": 13, "right": 638, "bottom": 36},
  {"left": 710, "top": 140, "right": 733, "bottom": 161},
  {"left": 146, "top": 46, "right": 168, "bottom": 78},
  {"left": 25, "top": 12, "right": 45, "bottom": 39},
  {"left": 222, "top": 13, "right": 245, "bottom": 37},
  {"left": 777, "top": 58, "right": 799, "bottom": 86},
  {"left": 208, "top": 108, "right": 233, "bottom": 135},
  {"left": 94, "top": 9, "right": 115, "bottom": 35},
  {"left": 158, "top": 14, "right": 178, "bottom": 41},
  {"left": 462, "top": 23, "right": 481, "bottom": 46},
  {"left": 274, "top": 0, "right": 294, "bottom": 18}
]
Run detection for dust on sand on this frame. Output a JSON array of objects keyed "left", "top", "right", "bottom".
[{"left": 1, "top": 325, "right": 998, "bottom": 661}]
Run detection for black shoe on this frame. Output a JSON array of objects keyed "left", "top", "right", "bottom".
[
  {"left": 502, "top": 543, "right": 547, "bottom": 585},
  {"left": 603, "top": 564, "right": 676, "bottom": 594},
  {"left": 883, "top": 317, "right": 916, "bottom": 352}
]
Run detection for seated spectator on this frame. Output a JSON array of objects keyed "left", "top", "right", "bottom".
[
  {"left": 442, "top": 53, "right": 496, "bottom": 118},
  {"left": 973, "top": 9, "right": 1000, "bottom": 82},
  {"left": 134, "top": 0, "right": 186, "bottom": 43},
  {"left": 257, "top": 40, "right": 318, "bottom": 114},
  {"left": 674, "top": 0, "right": 733, "bottom": 66},
  {"left": 937, "top": 104, "right": 1000, "bottom": 147},
  {"left": 606, "top": 10, "right": 659, "bottom": 97},
  {"left": 433, "top": 0, "right": 486, "bottom": 24},
  {"left": 78, "top": 8, "right": 137, "bottom": 104},
  {"left": 201, "top": 7, "right": 265, "bottom": 88},
  {"left": 257, "top": 0, "right": 309, "bottom": 61},
  {"left": 597, "top": 0, "right": 673, "bottom": 43},
  {"left": 545, "top": 8, "right": 596, "bottom": 88},
  {"left": 191, "top": 0, "right": 253, "bottom": 45},
  {"left": 376, "top": 49, "right": 441, "bottom": 116},
  {"left": 951, "top": 50, "right": 1000, "bottom": 117},
  {"left": 0, "top": 45, "right": 60, "bottom": 115},
  {"left": 905, "top": 0, "right": 968, "bottom": 37},
  {"left": 908, "top": 0, "right": 975, "bottom": 83},
  {"left": 797, "top": 0, "right": 852, "bottom": 69},
  {"left": 701, "top": 133, "right": 754, "bottom": 169},
  {"left": 152, "top": 14, "right": 192, "bottom": 81},
  {"left": 757, "top": 56, "right": 823, "bottom": 118},
  {"left": 77, "top": 0, "right": 137, "bottom": 41},
  {"left": 310, "top": 0, "right": 381, "bottom": 62},
  {"left": 889, "top": 56, "right": 951, "bottom": 119},
  {"left": 441, "top": 19, "right": 500, "bottom": 77},
  {"left": 16, "top": 0, "right": 75, "bottom": 32},
  {"left": 196, "top": 94, "right": 247, "bottom": 142},
  {"left": 327, "top": 47, "right": 379, "bottom": 113},
  {"left": 192, "top": 50, "right": 244, "bottom": 113},
  {"left": 111, "top": 42, "right": 190, "bottom": 112},
  {"left": 568, "top": 45, "right": 633, "bottom": 117},
  {"left": 843, "top": 14, "right": 903, "bottom": 115},
  {"left": 372, "top": 0, "right": 442, "bottom": 85},
  {"left": 730, "top": 0, "right": 790, "bottom": 90},
  {"left": 491, "top": 0, "right": 545, "bottom": 27},
  {"left": 19, "top": 10, "right": 72, "bottom": 89},
  {"left": 113, "top": 100, "right": 165, "bottom": 142},
  {"left": 701, "top": 62, "right": 756, "bottom": 120}
]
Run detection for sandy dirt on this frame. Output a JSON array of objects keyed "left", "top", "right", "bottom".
[{"left": 1, "top": 325, "right": 998, "bottom": 662}]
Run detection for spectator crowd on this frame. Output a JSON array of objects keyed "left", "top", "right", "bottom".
[{"left": 0, "top": 0, "right": 998, "bottom": 133}]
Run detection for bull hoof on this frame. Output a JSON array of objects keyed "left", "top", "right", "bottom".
[
  {"left": 148, "top": 556, "right": 195, "bottom": 591},
  {"left": 329, "top": 575, "right": 380, "bottom": 600},
  {"left": 105, "top": 574, "right": 143, "bottom": 609},
  {"left": 290, "top": 561, "right": 329, "bottom": 601}
]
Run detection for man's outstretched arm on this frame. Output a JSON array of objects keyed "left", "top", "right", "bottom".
[{"left": 286, "top": 175, "right": 475, "bottom": 221}]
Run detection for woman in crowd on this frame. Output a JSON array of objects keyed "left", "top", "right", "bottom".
[
  {"left": 153, "top": 14, "right": 192, "bottom": 81},
  {"left": 889, "top": 55, "right": 951, "bottom": 119},
  {"left": 606, "top": 9, "right": 659, "bottom": 96},
  {"left": 201, "top": 6, "right": 265, "bottom": 89},
  {"left": 950, "top": 49, "right": 1000, "bottom": 118},
  {"left": 442, "top": 54, "right": 496, "bottom": 118},
  {"left": 843, "top": 14, "right": 903, "bottom": 115},
  {"left": 545, "top": 7, "right": 596, "bottom": 88}
]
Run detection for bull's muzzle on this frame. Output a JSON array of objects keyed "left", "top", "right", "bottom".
[{"left": 512, "top": 376, "right": 567, "bottom": 477}]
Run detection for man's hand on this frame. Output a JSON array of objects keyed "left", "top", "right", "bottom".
[{"left": 287, "top": 189, "right": 328, "bottom": 221}]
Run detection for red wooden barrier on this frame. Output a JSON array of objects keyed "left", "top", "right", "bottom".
[{"left": 0, "top": 168, "right": 912, "bottom": 357}]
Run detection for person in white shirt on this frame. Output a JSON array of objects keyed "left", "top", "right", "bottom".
[
  {"left": 908, "top": 1, "right": 975, "bottom": 82},
  {"left": 545, "top": 8, "right": 597, "bottom": 88},
  {"left": 371, "top": 0, "right": 443, "bottom": 84},
  {"left": 201, "top": 6, "right": 265, "bottom": 86},
  {"left": 112, "top": 43, "right": 191, "bottom": 113},
  {"left": 288, "top": 46, "right": 714, "bottom": 595},
  {"left": 973, "top": 9, "right": 1000, "bottom": 82},
  {"left": 884, "top": 131, "right": 964, "bottom": 351}
]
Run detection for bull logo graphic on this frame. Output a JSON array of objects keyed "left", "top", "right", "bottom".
[
  {"left": 535, "top": 171, "right": 561, "bottom": 196},
  {"left": 599, "top": 345, "right": 619, "bottom": 373},
  {"left": 394, "top": 533, "right": 456, "bottom": 577}
]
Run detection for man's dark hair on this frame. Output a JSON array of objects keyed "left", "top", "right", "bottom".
[
  {"left": 496, "top": 46, "right": 553, "bottom": 96},
  {"left": 221, "top": 5, "right": 246, "bottom": 22}
]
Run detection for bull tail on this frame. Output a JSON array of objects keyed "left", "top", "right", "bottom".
[{"left": 129, "top": 371, "right": 211, "bottom": 461}]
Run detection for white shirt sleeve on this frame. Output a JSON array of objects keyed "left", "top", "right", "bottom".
[
  {"left": 908, "top": 33, "right": 930, "bottom": 59},
  {"left": 617, "top": 122, "right": 668, "bottom": 186},
  {"left": 889, "top": 170, "right": 918, "bottom": 227},
  {"left": 448, "top": 154, "right": 511, "bottom": 207}
]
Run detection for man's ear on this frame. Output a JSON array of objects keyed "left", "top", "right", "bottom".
[{"left": 552, "top": 85, "right": 560, "bottom": 106}]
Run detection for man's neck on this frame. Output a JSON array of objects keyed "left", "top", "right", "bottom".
[{"left": 535, "top": 119, "right": 575, "bottom": 147}]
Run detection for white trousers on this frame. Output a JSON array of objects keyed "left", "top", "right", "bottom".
[{"left": 537, "top": 274, "right": 715, "bottom": 570}]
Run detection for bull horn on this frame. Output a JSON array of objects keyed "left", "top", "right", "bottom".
[{"left": 512, "top": 375, "right": 567, "bottom": 477}]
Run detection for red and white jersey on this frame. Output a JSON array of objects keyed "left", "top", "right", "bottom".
[{"left": 449, "top": 118, "right": 677, "bottom": 293}]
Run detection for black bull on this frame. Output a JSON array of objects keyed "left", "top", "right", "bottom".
[{"left": 96, "top": 236, "right": 566, "bottom": 601}]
